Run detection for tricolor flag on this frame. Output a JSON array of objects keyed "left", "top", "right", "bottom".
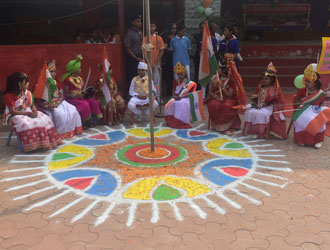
[
  {"left": 295, "top": 105, "right": 330, "bottom": 137},
  {"left": 101, "top": 47, "right": 112, "bottom": 104},
  {"left": 187, "top": 90, "right": 206, "bottom": 122},
  {"left": 33, "top": 62, "right": 57, "bottom": 103},
  {"left": 198, "top": 21, "right": 219, "bottom": 87}
]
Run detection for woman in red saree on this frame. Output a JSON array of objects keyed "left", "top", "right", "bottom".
[
  {"left": 205, "top": 55, "right": 246, "bottom": 135},
  {"left": 293, "top": 65, "right": 330, "bottom": 148},
  {"left": 244, "top": 62, "right": 287, "bottom": 139}
]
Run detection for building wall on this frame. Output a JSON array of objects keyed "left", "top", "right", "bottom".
[{"left": 184, "top": 0, "right": 222, "bottom": 37}]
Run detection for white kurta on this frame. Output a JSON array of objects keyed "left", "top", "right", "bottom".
[
  {"left": 165, "top": 83, "right": 191, "bottom": 124},
  {"left": 128, "top": 76, "right": 159, "bottom": 115}
]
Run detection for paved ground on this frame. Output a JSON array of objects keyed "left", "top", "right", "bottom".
[{"left": 0, "top": 108, "right": 330, "bottom": 250}]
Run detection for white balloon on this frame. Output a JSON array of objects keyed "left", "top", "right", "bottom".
[{"left": 205, "top": 7, "right": 213, "bottom": 16}]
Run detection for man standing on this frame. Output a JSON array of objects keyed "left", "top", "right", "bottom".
[
  {"left": 125, "top": 15, "right": 143, "bottom": 96},
  {"left": 143, "top": 21, "right": 165, "bottom": 101},
  {"left": 170, "top": 25, "right": 191, "bottom": 80}
]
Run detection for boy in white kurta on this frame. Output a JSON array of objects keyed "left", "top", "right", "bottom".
[{"left": 128, "top": 62, "right": 158, "bottom": 121}]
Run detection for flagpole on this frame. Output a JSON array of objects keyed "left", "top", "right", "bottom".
[
  {"left": 145, "top": 0, "right": 155, "bottom": 151},
  {"left": 155, "top": 32, "right": 165, "bottom": 118}
]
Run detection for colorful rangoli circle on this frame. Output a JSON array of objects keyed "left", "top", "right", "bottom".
[{"left": 117, "top": 143, "right": 187, "bottom": 167}]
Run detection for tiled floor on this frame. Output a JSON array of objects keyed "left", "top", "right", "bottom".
[{"left": 0, "top": 112, "right": 330, "bottom": 250}]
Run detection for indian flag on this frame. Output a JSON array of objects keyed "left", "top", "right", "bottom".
[
  {"left": 101, "top": 47, "right": 112, "bottom": 104},
  {"left": 33, "top": 62, "right": 57, "bottom": 103},
  {"left": 187, "top": 91, "right": 206, "bottom": 122},
  {"left": 295, "top": 105, "right": 330, "bottom": 136},
  {"left": 198, "top": 21, "right": 219, "bottom": 87}
]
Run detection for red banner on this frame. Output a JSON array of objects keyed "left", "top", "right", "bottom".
[{"left": 0, "top": 43, "right": 123, "bottom": 93}]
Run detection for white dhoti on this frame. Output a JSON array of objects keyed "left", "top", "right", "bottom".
[{"left": 128, "top": 97, "right": 159, "bottom": 115}]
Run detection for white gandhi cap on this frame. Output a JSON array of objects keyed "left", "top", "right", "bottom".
[{"left": 137, "top": 62, "right": 148, "bottom": 70}]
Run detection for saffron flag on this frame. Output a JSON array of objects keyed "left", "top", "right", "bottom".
[
  {"left": 102, "top": 47, "right": 112, "bottom": 104},
  {"left": 198, "top": 21, "right": 219, "bottom": 87},
  {"left": 187, "top": 90, "right": 206, "bottom": 122},
  {"left": 33, "top": 62, "right": 57, "bottom": 103}
]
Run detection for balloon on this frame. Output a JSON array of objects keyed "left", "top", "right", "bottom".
[
  {"left": 202, "top": 0, "right": 212, "bottom": 8},
  {"left": 205, "top": 7, "right": 213, "bottom": 16},
  {"left": 197, "top": 6, "right": 205, "bottom": 15},
  {"left": 294, "top": 74, "right": 305, "bottom": 89}
]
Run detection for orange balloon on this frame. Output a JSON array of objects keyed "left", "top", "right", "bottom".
[{"left": 202, "top": 0, "right": 212, "bottom": 8}]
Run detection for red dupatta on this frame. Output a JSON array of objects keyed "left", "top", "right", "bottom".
[{"left": 226, "top": 54, "right": 247, "bottom": 106}]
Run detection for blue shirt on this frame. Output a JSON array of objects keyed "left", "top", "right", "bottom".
[
  {"left": 219, "top": 36, "right": 240, "bottom": 57},
  {"left": 170, "top": 35, "right": 191, "bottom": 66}
]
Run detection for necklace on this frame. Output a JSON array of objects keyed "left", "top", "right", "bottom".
[{"left": 307, "top": 88, "right": 316, "bottom": 95}]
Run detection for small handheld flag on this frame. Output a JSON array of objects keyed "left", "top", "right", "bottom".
[
  {"left": 33, "top": 62, "right": 57, "bottom": 103},
  {"left": 187, "top": 90, "right": 206, "bottom": 122},
  {"left": 101, "top": 47, "right": 112, "bottom": 104}
]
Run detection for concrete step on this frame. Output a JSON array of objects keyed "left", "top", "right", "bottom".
[
  {"left": 241, "top": 57, "right": 316, "bottom": 66},
  {"left": 242, "top": 75, "right": 296, "bottom": 88},
  {"left": 241, "top": 44, "right": 320, "bottom": 58},
  {"left": 240, "top": 66, "right": 304, "bottom": 76}
]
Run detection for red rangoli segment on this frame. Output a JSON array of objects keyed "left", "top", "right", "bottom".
[
  {"left": 222, "top": 167, "right": 249, "bottom": 177},
  {"left": 89, "top": 134, "right": 108, "bottom": 140},
  {"left": 189, "top": 131, "right": 207, "bottom": 136},
  {"left": 65, "top": 177, "right": 95, "bottom": 190}
]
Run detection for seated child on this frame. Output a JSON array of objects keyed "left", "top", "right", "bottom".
[
  {"left": 35, "top": 60, "right": 83, "bottom": 139},
  {"left": 96, "top": 64, "right": 126, "bottom": 125},
  {"left": 164, "top": 62, "right": 197, "bottom": 128},
  {"left": 127, "top": 62, "right": 158, "bottom": 122},
  {"left": 3, "top": 72, "right": 62, "bottom": 152},
  {"left": 62, "top": 55, "right": 103, "bottom": 129},
  {"left": 293, "top": 64, "right": 330, "bottom": 149},
  {"left": 243, "top": 62, "right": 287, "bottom": 139}
]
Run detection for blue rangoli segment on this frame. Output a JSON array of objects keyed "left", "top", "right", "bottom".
[
  {"left": 52, "top": 169, "right": 118, "bottom": 197},
  {"left": 74, "top": 131, "right": 126, "bottom": 146},
  {"left": 201, "top": 159, "right": 253, "bottom": 186},
  {"left": 176, "top": 130, "right": 218, "bottom": 141}
]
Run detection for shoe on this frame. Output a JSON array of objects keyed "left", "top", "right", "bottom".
[
  {"left": 252, "top": 135, "right": 258, "bottom": 139},
  {"left": 314, "top": 142, "right": 323, "bottom": 149}
]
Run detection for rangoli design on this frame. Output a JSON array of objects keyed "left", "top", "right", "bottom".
[{"left": 3, "top": 124, "right": 291, "bottom": 226}]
